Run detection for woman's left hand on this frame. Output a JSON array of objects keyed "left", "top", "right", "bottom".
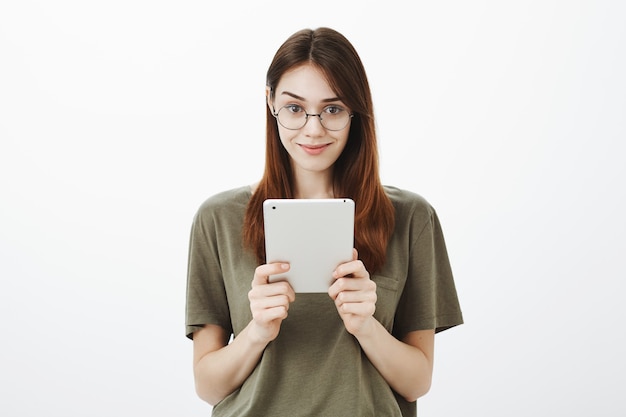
[{"left": 328, "top": 249, "right": 377, "bottom": 337}]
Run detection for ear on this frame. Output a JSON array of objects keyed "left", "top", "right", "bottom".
[{"left": 265, "top": 86, "right": 273, "bottom": 113}]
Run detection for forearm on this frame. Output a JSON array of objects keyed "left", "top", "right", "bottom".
[
  {"left": 194, "top": 267, "right": 295, "bottom": 405},
  {"left": 355, "top": 319, "right": 434, "bottom": 402},
  {"left": 194, "top": 323, "right": 268, "bottom": 405}
]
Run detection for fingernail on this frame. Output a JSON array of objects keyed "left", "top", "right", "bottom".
[{"left": 282, "top": 263, "right": 289, "bottom": 270}]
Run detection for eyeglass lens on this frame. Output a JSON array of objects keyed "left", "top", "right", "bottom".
[{"left": 275, "top": 106, "right": 351, "bottom": 131}]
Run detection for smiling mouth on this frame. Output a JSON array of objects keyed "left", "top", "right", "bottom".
[{"left": 299, "top": 143, "right": 331, "bottom": 155}]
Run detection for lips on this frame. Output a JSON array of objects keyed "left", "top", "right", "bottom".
[{"left": 299, "top": 143, "right": 331, "bottom": 155}]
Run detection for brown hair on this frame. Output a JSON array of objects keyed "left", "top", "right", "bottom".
[{"left": 243, "top": 27, "right": 395, "bottom": 273}]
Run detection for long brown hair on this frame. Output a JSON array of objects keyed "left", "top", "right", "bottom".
[{"left": 243, "top": 27, "right": 395, "bottom": 273}]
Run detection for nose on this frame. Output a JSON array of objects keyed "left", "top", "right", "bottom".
[{"left": 302, "top": 113, "right": 325, "bottom": 136}]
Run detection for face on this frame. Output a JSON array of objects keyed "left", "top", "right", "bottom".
[{"left": 268, "top": 64, "right": 351, "bottom": 180}]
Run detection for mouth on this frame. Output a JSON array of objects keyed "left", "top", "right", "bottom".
[{"left": 298, "top": 143, "right": 331, "bottom": 155}]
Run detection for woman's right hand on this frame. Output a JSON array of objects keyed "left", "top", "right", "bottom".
[
  {"left": 248, "top": 263, "right": 296, "bottom": 345},
  {"left": 193, "top": 264, "right": 295, "bottom": 405}
]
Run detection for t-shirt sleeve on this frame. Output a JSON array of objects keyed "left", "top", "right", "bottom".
[
  {"left": 185, "top": 204, "right": 233, "bottom": 339},
  {"left": 393, "top": 205, "right": 463, "bottom": 336}
]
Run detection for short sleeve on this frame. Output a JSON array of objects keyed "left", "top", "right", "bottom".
[
  {"left": 393, "top": 206, "right": 463, "bottom": 336},
  {"left": 185, "top": 204, "right": 233, "bottom": 339}
]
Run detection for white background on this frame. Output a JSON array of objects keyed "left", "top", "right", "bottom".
[{"left": 1, "top": 1, "right": 625, "bottom": 415}]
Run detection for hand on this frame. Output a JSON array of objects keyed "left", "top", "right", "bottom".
[
  {"left": 248, "top": 263, "right": 296, "bottom": 345},
  {"left": 328, "top": 249, "right": 377, "bottom": 337}
]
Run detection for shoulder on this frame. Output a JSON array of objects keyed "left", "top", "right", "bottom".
[
  {"left": 383, "top": 185, "right": 436, "bottom": 222},
  {"left": 194, "top": 186, "right": 252, "bottom": 221}
]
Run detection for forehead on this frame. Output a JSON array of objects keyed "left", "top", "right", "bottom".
[{"left": 275, "top": 64, "right": 338, "bottom": 102}]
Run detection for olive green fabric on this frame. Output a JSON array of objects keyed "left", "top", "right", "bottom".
[{"left": 185, "top": 185, "right": 463, "bottom": 416}]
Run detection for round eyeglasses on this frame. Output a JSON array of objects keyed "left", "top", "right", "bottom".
[{"left": 272, "top": 104, "right": 353, "bottom": 131}]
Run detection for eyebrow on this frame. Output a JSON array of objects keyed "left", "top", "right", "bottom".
[{"left": 280, "top": 91, "right": 343, "bottom": 103}]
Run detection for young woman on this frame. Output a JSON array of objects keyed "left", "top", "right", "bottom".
[{"left": 185, "top": 27, "right": 463, "bottom": 416}]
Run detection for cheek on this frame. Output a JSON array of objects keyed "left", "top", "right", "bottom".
[
  {"left": 336, "top": 133, "right": 350, "bottom": 152},
  {"left": 277, "top": 129, "right": 297, "bottom": 149},
  {"left": 278, "top": 124, "right": 305, "bottom": 148}
]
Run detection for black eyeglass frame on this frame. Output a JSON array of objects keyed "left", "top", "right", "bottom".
[{"left": 272, "top": 105, "right": 354, "bottom": 131}]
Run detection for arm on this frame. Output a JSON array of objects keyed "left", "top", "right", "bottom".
[
  {"left": 328, "top": 250, "right": 434, "bottom": 402},
  {"left": 193, "top": 263, "right": 295, "bottom": 405},
  {"left": 354, "top": 324, "right": 434, "bottom": 402}
]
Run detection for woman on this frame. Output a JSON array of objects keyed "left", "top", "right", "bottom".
[{"left": 185, "top": 27, "right": 463, "bottom": 416}]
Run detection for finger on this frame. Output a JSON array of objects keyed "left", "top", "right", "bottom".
[
  {"left": 250, "top": 293, "right": 294, "bottom": 312},
  {"left": 337, "top": 301, "right": 376, "bottom": 317},
  {"left": 249, "top": 281, "right": 296, "bottom": 303},
  {"left": 328, "top": 277, "right": 376, "bottom": 299},
  {"left": 328, "top": 277, "right": 370, "bottom": 299},
  {"left": 333, "top": 259, "right": 369, "bottom": 280},
  {"left": 252, "top": 263, "right": 290, "bottom": 286},
  {"left": 334, "top": 287, "right": 377, "bottom": 304},
  {"left": 253, "top": 305, "right": 290, "bottom": 323}
]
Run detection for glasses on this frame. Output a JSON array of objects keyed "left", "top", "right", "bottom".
[{"left": 272, "top": 104, "right": 353, "bottom": 131}]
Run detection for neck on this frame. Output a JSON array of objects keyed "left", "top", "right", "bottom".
[{"left": 293, "top": 169, "right": 335, "bottom": 199}]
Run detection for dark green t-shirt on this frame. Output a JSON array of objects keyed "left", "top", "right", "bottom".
[{"left": 185, "top": 185, "right": 463, "bottom": 417}]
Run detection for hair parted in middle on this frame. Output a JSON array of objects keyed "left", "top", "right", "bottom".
[{"left": 243, "top": 27, "right": 395, "bottom": 273}]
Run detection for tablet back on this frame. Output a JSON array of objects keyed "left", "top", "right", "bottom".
[{"left": 263, "top": 198, "right": 355, "bottom": 293}]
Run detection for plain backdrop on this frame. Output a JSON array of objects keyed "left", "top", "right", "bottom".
[{"left": 1, "top": 1, "right": 625, "bottom": 415}]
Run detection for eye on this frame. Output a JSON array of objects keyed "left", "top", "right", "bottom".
[
  {"left": 323, "top": 105, "right": 344, "bottom": 115},
  {"left": 285, "top": 104, "right": 304, "bottom": 114}
]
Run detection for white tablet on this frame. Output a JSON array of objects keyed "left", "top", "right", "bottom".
[{"left": 263, "top": 198, "right": 355, "bottom": 293}]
